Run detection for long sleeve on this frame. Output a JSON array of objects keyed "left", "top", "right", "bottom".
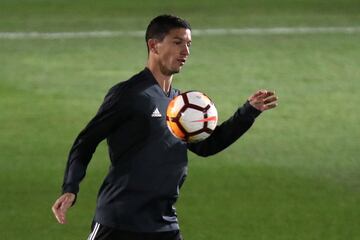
[
  {"left": 62, "top": 86, "right": 129, "bottom": 194},
  {"left": 187, "top": 101, "right": 261, "bottom": 157}
]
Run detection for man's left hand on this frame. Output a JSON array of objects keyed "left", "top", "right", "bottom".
[{"left": 248, "top": 90, "right": 278, "bottom": 112}]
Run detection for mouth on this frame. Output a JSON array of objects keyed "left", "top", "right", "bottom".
[{"left": 177, "top": 59, "right": 186, "bottom": 66}]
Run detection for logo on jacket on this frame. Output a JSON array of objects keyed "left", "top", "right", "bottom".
[{"left": 151, "top": 107, "right": 162, "bottom": 117}]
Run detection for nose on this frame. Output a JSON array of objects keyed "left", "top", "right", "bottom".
[{"left": 182, "top": 44, "right": 190, "bottom": 56}]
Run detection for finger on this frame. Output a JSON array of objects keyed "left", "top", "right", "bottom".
[
  {"left": 250, "top": 90, "right": 268, "bottom": 100},
  {"left": 59, "top": 201, "right": 74, "bottom": 224},
  {"left": 56, "top": 211, "right": 66, "bottom": 224},
  {"left": 264, "top": 91, "right": 275, "bottom": 97},
  {"left": 52, "top": 198, "right": 68, "bottom": 224},
  {"left": 257, "top": 90, "right": 269, "bottom": 98},
  {"left": 263, "top": 102, "right": 278, "bottom": 111},
  {"left": 52, "top": 206, "right": 65, "bottom": 224},
  {"left": 60, "top": 201, "right": 72, "bottom": 212},
  {"left": 52, "top": 199, "right": 62, "bottom": 216},
  {"left": 52, "top": 203, "right": 65, "bottom": 224},
  {"left": 263, "top": 96, "right": 278, "bottom": 104}
]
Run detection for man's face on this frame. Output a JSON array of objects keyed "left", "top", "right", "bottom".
[{"left": 155, "top": 28, "right": 192, "bottom": 76}]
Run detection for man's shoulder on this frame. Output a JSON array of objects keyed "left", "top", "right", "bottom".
[
  {"left": 101, "top": 69, "right": 153, "bottom": 109},
  {"left": 109, "top": 69, "right": 153, "bottom": 96}
]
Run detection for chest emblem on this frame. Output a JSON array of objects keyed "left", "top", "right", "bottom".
[{"left": 151, "top": 107, "right": 162, "bottom": 118}]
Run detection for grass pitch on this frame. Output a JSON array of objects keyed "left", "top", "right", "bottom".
[{"left": 0, "top": 1, "right": 359, "bottom": 239}]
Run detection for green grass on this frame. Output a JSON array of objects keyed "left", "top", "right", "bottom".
[
  {"left": 1, "top": 1, "right": 360, "bottom": 239},
  {"left": 1, "top": 0, "right": 360, "bottom": 31}
]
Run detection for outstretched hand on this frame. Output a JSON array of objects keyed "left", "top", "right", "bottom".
[
  {"left": 51, "top": 192, "right": 76, "bottom": 224},
  {"left": 248, "top": 90, "right": 278, "bottom": 112}
]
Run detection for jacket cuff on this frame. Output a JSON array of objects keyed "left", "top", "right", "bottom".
[
  {"left": 242, "top": 101, "right": 262, "bottom": 119},
  {"left": 62, "top": 185, "right": 78, "bottom": 206}
]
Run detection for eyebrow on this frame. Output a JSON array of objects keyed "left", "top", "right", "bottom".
[{"left": 173, "top": 37, "right": 192, "bottom": 43}]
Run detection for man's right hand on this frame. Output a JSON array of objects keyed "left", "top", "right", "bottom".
[{"left": 51, "top": 192, "right": 76, "bottom": 224}]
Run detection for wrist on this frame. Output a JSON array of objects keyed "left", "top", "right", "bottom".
[{"left": 243, "top": 101, "right": 262, "bottom": 119}]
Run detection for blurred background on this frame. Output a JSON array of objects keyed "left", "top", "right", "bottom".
[{"left": 0, "top": 0, "right": 359, "bottom": 239}]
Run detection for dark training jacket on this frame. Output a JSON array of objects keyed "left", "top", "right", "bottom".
[{"left": 62, "top": 68, "right": 261, "bottom": 232}]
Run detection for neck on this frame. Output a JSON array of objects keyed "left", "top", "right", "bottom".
[{"left": 146, "top": 62, "right": 173, "bottom": 94}]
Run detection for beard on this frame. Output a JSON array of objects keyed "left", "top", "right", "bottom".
[{"left": 159, "top": 62, "right": 181, "bottom": 76}]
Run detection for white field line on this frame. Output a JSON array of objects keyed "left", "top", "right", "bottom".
[{"left": 1, "top": 27, "right": 360, "bottom": 39}]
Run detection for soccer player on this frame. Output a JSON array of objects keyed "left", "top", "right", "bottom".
[{"left": 52, "top": 14, "right": 277, "bottom": 240}]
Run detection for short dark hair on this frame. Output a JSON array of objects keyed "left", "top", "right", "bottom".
[{"left": 145, "top": 15, "right": 191, "bottom": 52}]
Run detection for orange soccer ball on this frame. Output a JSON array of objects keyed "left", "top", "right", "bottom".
[{"left": 166, "top": 91, "right": 218, "bottom": 143}]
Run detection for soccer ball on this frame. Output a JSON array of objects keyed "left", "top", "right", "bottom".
[{"left": 166, "top": 91, "right": 218, "bottom": 142}]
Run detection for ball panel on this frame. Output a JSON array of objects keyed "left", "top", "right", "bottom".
[
  {"left": 166, "top": 120, "right": 186, "bottom": 140},
  {"left": 166, "top": 95, "right": 185, "bottom": 119},
  {"left": 186, "top": 91, "right": 211, "bottom": 108},
  {"left": 205, "top": 104, "right": 218, "bottom": 130},
  {"left": 180, "top": 108, "right": 204, "bottom": 132},
  {"left": 188, "top": 132, "right": 211, "bottom": 142}
]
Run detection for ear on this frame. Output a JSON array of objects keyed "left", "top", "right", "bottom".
[{"left": 148, "top": 39, "right": 159, "bottom": 54}]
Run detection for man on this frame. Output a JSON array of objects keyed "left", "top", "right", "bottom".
[{"left": 52, "top": 15, "right": 277, "bottom": 240}]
